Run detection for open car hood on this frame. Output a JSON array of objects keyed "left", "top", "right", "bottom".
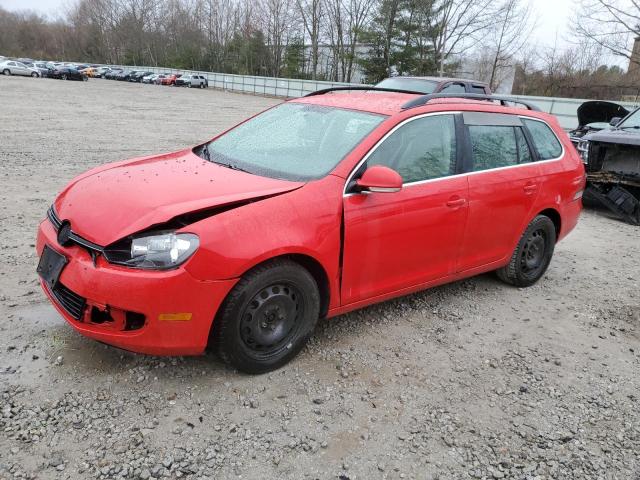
[
  {"left": 576, "top": 101, "right": 630, "bottom": 128},
  {"left": 54, "top": 149, "right": 303, "bottom": 246}
]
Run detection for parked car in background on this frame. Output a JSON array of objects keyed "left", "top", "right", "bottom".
[
  {"left": 175, "top": 74, "right": 208, "bottom": 88},
  {"left": 48, "top": 66, "right": 88, "bottom": 81},
  {"left": 25, "top": 62, "right": 51, "bottom": 77},
  {"left": 376, "top": 76, "right": 492, "bottom": 95},
  {"left": 104, "top": 68, "right": 123, "bottom": 80},
  {"left": 152, "top": 74, "right": 168, "bottom": 85},
  {"left": 569, "top": 100, "right": 630, "bottom": 147},
  {"left": 36, "top": 88, "right": 584, "bottom": 373},
  {"left": 94, "top": 66, "right": 112, "bottom": 78},
  {"left": 161, "top": 73, "right": 181, "bottom": 85},
  {"left": 1, "top": 60, "right": 41, "bottom": 77},
  {"left": 130, "top": 71, "right": 153, "bottom": 83},
  {"left": 115, "top": 70, "right": 136, "bottom": 81},
  {"left": 576, "top": 106, "right": 640, "bottom": 225},
  {"left": 141, "top": 73, "right": 157, "bottom": 84}
]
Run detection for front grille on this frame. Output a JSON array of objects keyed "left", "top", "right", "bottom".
[
  {"left": 50, "top": 283, "right": 87, "bottom": 320},
  {"left": 47, "top": 205, "right": 104, "bottom": 253}
]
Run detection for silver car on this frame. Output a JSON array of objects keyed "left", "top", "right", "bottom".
[
  {"left": 1, "top": 60, "right": 40, "bottom": 77},
  {"left": 176, "top": 74, "right": 208, "bottom": 88}
]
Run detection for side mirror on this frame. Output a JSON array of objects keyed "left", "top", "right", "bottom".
[
  {"left": 610, "top": 117, "right": 622, "bottom": 127},
  {"left": 356, "top": 165, "right": 403, "bottom": 193}
]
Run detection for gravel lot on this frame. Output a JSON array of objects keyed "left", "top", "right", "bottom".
[{"left": 1, "top": 75, "right": 639, "bottom": 480}]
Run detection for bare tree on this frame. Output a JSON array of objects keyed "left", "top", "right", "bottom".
[
  {"left": 297, "top": 0, "right": 323, "bottom": 78},
  {"left": 485, "top": 0, "right": 535, "bottom": 90},
  {"left": 576, "top": 0, "right": 640, "bottom": 67},
  {"left": 260, "top": 0, "right": 295, "bottom": 76},
  {"left": 431, "top": 0, "right": 496, "bottom": 76}
]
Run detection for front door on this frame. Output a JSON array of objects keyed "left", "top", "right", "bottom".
[{"left": 341, "top": 114, "right": 469, "bottom": 305}]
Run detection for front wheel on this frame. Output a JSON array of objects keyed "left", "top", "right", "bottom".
[
  {"left": 3, "top": 69, "right": 10, "bottom": 75},
  {"left": 496, "top": 215, "right": 556, "bottom": 287},
  {"left": 212, "top": 259, "right": 320, "bottom": 374},
  {"left": 31, "top": 72, "right": 38, "bottom": 77},
  {"left": 61, "top": 74, "right": 67, "bottom": 80}
]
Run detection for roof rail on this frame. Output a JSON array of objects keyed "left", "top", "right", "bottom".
[
  {"left": 402, "top": 93, "right": 541, "bottom": 111},
  {"left": 305, "top": 86, "right": 425, "bottom": 97}
]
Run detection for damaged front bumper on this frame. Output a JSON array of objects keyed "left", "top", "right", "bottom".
[{"left": 36, "top": 218, "right": 238, "bottom": 355}]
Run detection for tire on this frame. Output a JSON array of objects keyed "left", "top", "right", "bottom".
[
  {"left": 61, "top": 74, "right": 67, "bottom": 80},
  {"left": 31, "top": 72, "right": 38, "bottom": 77},
  {"left": 3, "top": 69, "right": 10, "bottom": 75},
  {"left": 212, "top": 259, "right": 320, "bottom": 374},
  {"left": 496, "top": 215, "right": 556, "bottom": 287},
  {"left": 188, "top": 83, "right": 192, "bottom": 88},
  {"left": 82, "top": 76, "right": 88, "bottom": 82}
]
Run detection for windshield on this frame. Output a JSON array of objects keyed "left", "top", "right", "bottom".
[
  {"left": 204, "top": 103, "right": 385, "bottom": 181},
  {"left": 619, "top": 109, "right": 640, "bottom": 129},
  {"left": 376, "top": 77, "right": 439, "bottom": 94}
]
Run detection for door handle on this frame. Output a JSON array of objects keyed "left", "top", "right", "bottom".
[{"left": 446, "top": 197, "right": 466, "bottom": 208}]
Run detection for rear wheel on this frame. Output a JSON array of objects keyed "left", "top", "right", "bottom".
[
  {"left": 212, "top": 259, "right": 320, "bottom": 374},
  {"left": 61, "top": 74, "right": 67, "bottom": 80},
  {"left": 31, "top": 72, "right": 38, "bottom": 77},
  {"left": 496, "top": 215, "right": 556, "bottom": 287},
  {"left": 3, "top": 69, "right": 10, "bottom": 76}
]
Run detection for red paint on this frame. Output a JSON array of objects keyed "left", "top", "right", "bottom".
[{"left": 36, "top": 93, "right": 584, "bottom": 355}]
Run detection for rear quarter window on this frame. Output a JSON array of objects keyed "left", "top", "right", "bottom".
[{"left": 523, "top": 119, "right": 563, "bottom": 160}]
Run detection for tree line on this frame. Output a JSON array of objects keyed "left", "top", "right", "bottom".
[{"left": 1, "top": 0, "right": 639, "bottom": 98}]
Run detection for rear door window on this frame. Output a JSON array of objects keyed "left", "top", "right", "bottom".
[
  {"left": 470, "top": 85, "right": 487, "bottom": 94},
  {"left": 522, "top": 119, "right": 563, "bottom": 159},
  {"left": 468, "top": 126, "right": 518, "bottom": 171}
]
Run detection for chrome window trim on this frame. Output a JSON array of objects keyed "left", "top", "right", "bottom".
[{"left": 343, "top": 112, "right": 565, "bottom": 197}]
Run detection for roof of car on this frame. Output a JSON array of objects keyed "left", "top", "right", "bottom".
[
  {"left": 396, "top": 76, "right": 489, "bottom": 85},
  {"left": 293, "top": 90, "right": 547, "bottom": 119},
  {"left": 293, "top": 91, "right": 420, "bottom": 115}
]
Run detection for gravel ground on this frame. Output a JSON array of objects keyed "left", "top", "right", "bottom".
[{"left": 1, "top": 75, "right": 639, "bottom": 480}]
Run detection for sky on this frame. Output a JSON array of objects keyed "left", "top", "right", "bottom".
[{"left": 0, "top": 0, "right": 576, "bottom": 49}]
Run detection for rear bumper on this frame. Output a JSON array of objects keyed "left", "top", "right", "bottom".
[{"left": 36, "top": 219, "right": 238, "bottom": 355}]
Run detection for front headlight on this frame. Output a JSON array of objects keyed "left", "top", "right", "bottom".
[
  {"left": 104, "top": 232, "right": 199, "bottom": 270},
  {"left": 577, "top": 140, "right": 590, "bottom": 163}
]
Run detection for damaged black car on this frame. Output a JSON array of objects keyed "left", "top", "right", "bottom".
[
  {"left": 577, "top": 105, "right": 640, "bottom": 225},
  {"left": 569, "top": 101, "right": 630, "bottom": 146}
]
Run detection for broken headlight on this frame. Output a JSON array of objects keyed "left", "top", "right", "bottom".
[
  {"left": 577, "top": 140, "right": 590, "bottom": 163},
  {"left": 104, "top": 232, "right": 199, "bottom": 270}
]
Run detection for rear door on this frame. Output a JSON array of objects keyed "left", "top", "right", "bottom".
[
  {"left": 341, "top": 113, "right": 469, "bottom": 304},
  {"left": 457, "top": 112, "right": 541, "bottom": 271}
]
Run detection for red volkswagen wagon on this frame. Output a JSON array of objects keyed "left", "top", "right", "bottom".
[{"left": 36, "top": 89, "right": 585, "bottom": 373}]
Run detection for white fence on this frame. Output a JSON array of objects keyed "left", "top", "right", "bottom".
[{"left": 127, "top": 65, "right": 640, "bottom": 130}]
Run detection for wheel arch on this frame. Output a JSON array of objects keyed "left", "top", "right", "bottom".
[
  {"left": 537, "top": 208, "right": 562, "bottom": 241},
  {"left": 207, "top": 252, "right": 331, "bottom": 349}
]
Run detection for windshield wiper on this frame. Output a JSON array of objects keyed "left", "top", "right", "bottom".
[
  {"left": 215, "top": 162, "right": 252, "bottom": 174},
  {"left": 619, "top": 125, "right": 640, "bottom": 130}
]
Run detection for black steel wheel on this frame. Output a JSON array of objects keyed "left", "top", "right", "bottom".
[
  {"left": 212, "top": 259, "right": 320, "bottom": 374},
  {"left": 496, "top": 215, "right": 556, "bottom": 287}
]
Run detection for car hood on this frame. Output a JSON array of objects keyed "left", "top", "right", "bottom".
[
  {"left": 585, "top": 127, "right": 640, "bottom": 146},
  {"left": 576, "top": 101, "right": 630, "bottom": 128},
  {"left": 54, "top": 149, "right": 303, "bottom": 246}
]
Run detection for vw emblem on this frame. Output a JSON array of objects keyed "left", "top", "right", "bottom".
[{"left": 57, "top": 221, "right": 73, "bottom": 247}]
